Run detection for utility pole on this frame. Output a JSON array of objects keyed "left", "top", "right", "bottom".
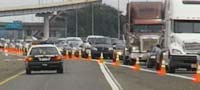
[
  {"left": 91, "top": 4, "right": 94, "bottom": 35},
  {"left": 75, "top": 8, "right": 78, "bottom": 37},
  {"left": 65, "top": 17, "right": 68, "bottom": 37},
  {"left": 118, "top": 0, "right": 121, "bottom": 39},
  {"left": 128, "top": 0, "right": 131, "bottom": 32}
]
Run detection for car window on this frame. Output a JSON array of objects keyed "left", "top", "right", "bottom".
[{"left": 30, "top": 47, "right": 59, "bottom": 55}]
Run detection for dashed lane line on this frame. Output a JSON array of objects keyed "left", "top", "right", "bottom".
[{"left": 99, "top": 63, "right": 122, "bottom": 90}]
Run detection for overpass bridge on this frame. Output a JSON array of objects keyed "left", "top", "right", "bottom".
[
  {"left": 0, "top": 0, "right": 101, "bottom": 40},
  {"left": 0, "top": 0, "right": 101, "bottom": 17}
]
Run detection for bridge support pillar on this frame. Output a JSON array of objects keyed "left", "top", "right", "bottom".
[{"left": 43, "top": 15, "right": 49, "bottom": 41}]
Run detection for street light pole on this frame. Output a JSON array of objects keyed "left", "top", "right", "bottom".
[
  {"left": 117, "top": 0, "right": 121, "bottom": 39},
  {"left": 128, "top": 0, "right": 131, "bottom": 32},
  {"left": 91, "top": 4, "right": 94, "bottom": 35},
  {"left": 75, "top": 9, "right": 78, "bottom": 37}
]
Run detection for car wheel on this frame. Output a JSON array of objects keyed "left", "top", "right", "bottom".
[
  {"left": 123, "top": 59, "right": 129, "bottom": 65},
  {"left": 26, "top": 67, "right": 31, "bottom": 74},
  {"left": 57, "top": 66, "right": 63, "bottom": 74}
]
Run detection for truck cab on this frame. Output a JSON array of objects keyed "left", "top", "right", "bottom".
[{"left": 163, "top": 0, "right": 200, "bottom": 73}]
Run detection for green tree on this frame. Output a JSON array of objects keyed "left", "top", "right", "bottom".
[{"left": 62, "top": 4, "right": 123, "bottom": 38}]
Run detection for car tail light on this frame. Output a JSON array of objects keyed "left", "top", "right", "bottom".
[
  {"left": 24, "top": 57, "right": 32, "bottom": 62},
  {"left": 53, "top": 56, "right": 62, "bottom": 61}
]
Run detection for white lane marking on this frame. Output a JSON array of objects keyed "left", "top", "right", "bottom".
[
  {"left": 0, "top": 71, "right": 25, "bottom": 86},
  {"left": 99, "top": 63, "right": 120, "bottom": 90},
  {"left": 3, "top": 59, "right": 23, "bottom": 61},
  {"left": 104, "top": 62, "right": 194, "bottom": 81},
  {"left": 104, "top": 64, "right": 124, "bottom": 90}
]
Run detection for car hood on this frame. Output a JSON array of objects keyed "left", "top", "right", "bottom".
[{"left": 173, "top": 33, "right": 200, "bottom": 43}]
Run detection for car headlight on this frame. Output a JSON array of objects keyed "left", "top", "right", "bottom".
[
  {"left": 129, "top": 53, "right": 136, "bottom": 59},
  {"left": 92, "top": 47, "right": 97, "bottom": 51},
  {"left": 109, "top": 47, "right": 113, "bottom": 51},
  {"left": 117, "top": 51, "right": 122, "bottom": 55},
  {"left": 172, "top": 49, "right": 182, "bottom": 55}
]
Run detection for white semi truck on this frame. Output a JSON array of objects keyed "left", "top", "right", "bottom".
[{"left": 163, "top": 0, "right": 200, "bottom": 73}]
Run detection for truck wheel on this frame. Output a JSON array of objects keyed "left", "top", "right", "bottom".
[
  {"left": 123, "top": 59, "right": 129, "bottom": 65},
  {"left": 155, "top": 63, "right": 161, "bottom": 71},
  {"left": 146, "top": 59, "right": 154, "bottom": 68},
  {"left": 167, "top": 66, "right": 175, "bottom": 73},
  {"left": 130, "top": 59, "right": 136, "bottom": 65},
  {"left": 26, "top": 67, "right": 31, "bottom": 74}
]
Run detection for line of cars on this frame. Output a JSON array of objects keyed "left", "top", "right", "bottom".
[{"left": 23, "top": 35, "right": 125, "bottom": 74}]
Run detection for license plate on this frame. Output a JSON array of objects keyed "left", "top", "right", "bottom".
[
  {"left": 39, "top": 58, "right": 50, "bottom": 61},
  {"left": 191, "top": 64, "right": 197, "bottom": 68},
  {"left": 150, "top": 56, "right": 156, "bottom": 59},
  {"left": 42, "top": 64, "right": 48, "bottom": 66}
]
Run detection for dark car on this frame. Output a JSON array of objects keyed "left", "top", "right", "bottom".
[
  {"left": 24, "top": 45, "right": 63, "bottom": 74},
  {"left": 86, "top": 35, "right": 113, "bottom": 59}
]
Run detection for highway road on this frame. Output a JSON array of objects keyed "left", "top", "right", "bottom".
[{"left": 0, "top": 56, "right": 200, "bottom": 90}]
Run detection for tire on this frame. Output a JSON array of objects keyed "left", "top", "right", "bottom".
[
  {"left": 167, "top": 56, "right": 176, "bottom": 73},
  {"left": 26, "top": 67, "right": 31, "bottom": 74},
  {"left": 167, "top": 65, "right": 175, "bottom": 73},
  {"left": 123, "top": 59, "right": 129, "bottom": 65},
  {"left": 156, "top": 62, "right": 162, "bottom": 71},
  {"left": 130, "top": 59, "right": 136, "bottom": 65},
  {"left": 57, "top": 66, "right": 64, "bottom": 74},
  {"left": 146, "top": 59, "right": 154, "bottom": 68}
]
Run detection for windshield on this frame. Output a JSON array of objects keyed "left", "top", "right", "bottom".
[
  {"left": 174, "top": 20, "right": 200, "bottom": 33},
  {"left": 66, "top": 39, "right": 82, "bottom": 42},
  {"left": 30, "top": 47, "right": 59, "bottom": 55},
  {"left": 87, "top": 38, "right": 112, "bottom": 45},
  {"left": 131, "top": 24, "right": 162, "bottom": 33}
]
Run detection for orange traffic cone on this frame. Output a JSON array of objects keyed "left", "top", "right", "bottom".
[
  {"left": 193, "top": 64, "right": 200, "bottom": 83},
  {"left": 86, "top": 50, "right": 92, "bottom": 61},
  {"left": 71, "top": 50, "right": 76, "bottom": 60},
  {"left": 157, "top": 60, "right": 166, "bottom": 76},
  {"left": 112, "top": 52, "right": 120, "bottom": 66},
  {"left": 78, "top": 50, "right": 82, "bottom": 59},
  {"left": 99, "top": 52, "right": 104, "bottom": 64},
  {"left": 132, "top": 57, "right": 140, "bottom": 71},
  {"left": 65, "top": 50, "right": 69, "bottom": 60},
  {"left": 4, "top": 48, "right": 8, "bottom": 56},
  {"left": 112, "top": 50, "right": 116, "bottom": 65}
]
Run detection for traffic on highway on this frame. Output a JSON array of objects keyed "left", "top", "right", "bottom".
[{"left": 0, "top": 0, "right": 200, "bottom": 90}]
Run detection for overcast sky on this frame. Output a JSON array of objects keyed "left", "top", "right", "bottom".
[{"left": 0, "top": 0, "right": 162, "bottom": 22}]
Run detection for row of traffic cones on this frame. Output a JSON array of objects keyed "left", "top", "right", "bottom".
[
  {"left": 63, "top": 49, "right": 92, "bottom": 61},
  {"left": 0, "top": 48, "right": 24, "bottom": 56}
]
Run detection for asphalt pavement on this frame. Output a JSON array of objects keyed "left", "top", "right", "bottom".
[
  {"left": 0, "top": 52, "right": 24, "bottom": 82},
  {"left": 107, "top": 64, "right": 200, "bottom": 90},
  {"left": 0, "top": 60, "right": 111, "bottom": 90},
  {"left": 0, "top": 57, "right": 200, "bottom": 90}
]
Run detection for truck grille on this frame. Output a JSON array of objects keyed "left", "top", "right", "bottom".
[
  {"left": 185, "top": 43, "right": 200, "bottom": 51},
  {"left": 142, "top": 39, "right": 158, "bottom": 52},
  {"left": 96, "top": 47, "right": 109, "bottom": 51}
]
